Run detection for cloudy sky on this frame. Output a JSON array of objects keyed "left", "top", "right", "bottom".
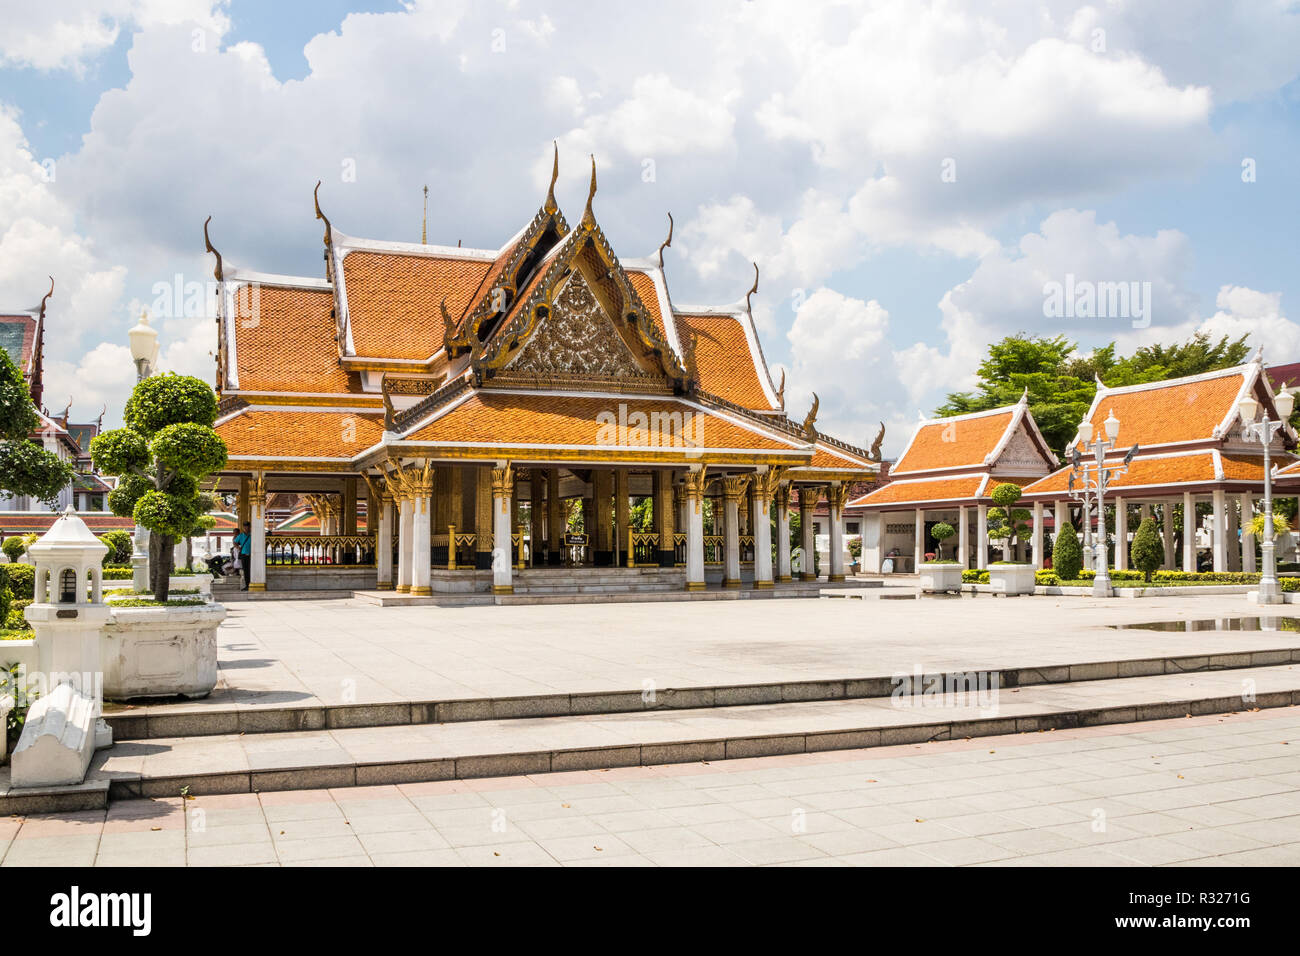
[{"left": 1, "top": 0, "right": 1298, "bottom": 452}]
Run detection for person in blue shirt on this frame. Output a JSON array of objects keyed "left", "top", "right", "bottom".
[{"left": 233, "top": 522, "right": 252, "bottom": 590}]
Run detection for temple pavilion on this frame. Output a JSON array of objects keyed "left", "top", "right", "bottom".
[
  {"left": 852, "top": 355, "right": 1298, "bottom": 574},
  {"left": 207, "top": 154, "right": 880, "bottom": 595}
]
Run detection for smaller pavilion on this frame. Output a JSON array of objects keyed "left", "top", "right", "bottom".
[
  {"left": 850, "top": 391, "right": 1058, "bottom": 572},
  {"left": 1020, "top": 356, "right": 1297, "bottom": 573}
]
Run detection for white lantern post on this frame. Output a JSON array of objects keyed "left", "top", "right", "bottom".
[
  {"left": 1240, "top": 387, "right": 1295, "bottom": 604},
  {"left": 128, "top": 310, "right": 160, "bottom": 592}
]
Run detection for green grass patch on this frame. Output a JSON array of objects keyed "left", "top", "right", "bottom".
[{"left": 106, "top": 597, "right": 207, "bottom": 608}]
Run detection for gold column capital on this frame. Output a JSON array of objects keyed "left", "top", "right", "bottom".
[{"left": 721, "top": 474, "right": 750, "bottom": 504}]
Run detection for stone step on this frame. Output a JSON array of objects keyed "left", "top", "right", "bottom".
[
  {"left": 90, "top": 664, "right": 1300, "bottom": 799},
  {"left": 511, "top": 583, "right": 682, "bottom": 594},
  {"left": 494, "top": 588, "right": 816, "bottom": 605},
  {"left": 102, "top": 644, "right": 1300, "bottom": 745}
]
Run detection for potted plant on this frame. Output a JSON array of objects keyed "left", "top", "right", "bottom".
[
  {"left": 918, "top": 521, "right": 962, "bottom": 592},
  {"left": 987, "top": 484, "right": 1036, "bottom": 594}
]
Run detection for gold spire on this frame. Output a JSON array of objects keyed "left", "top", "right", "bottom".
[
  {"left": 544, "top": 141, "right": 559, "bottom": 214},
  {"left": 422, "top": 184, "right": 428, "bottom": 245},
  {"left": 581, "top": 154, "right": 597, "bottom": 231}
]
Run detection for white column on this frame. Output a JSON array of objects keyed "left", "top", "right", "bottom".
[
  {"left": 753, "top": 480, "right": 775, "bottom": 588},
  {"left": 975, "top": 503, "right": 988, "bottom": 571},
  {"left": 861, "top": 512, "right": 882, "bottom": 574},
  {"left": 1114, "top": 496, "right": 1127, "bottom": 571},
  {"left": 775, "top": 484, "right": 793, "bottom": 582},
  {"left": 799, "top": 488, "right": 818, "bottom": 581},
  {"left": 411, "top": 480, "right": 432, "bottom": 596},
  {"left": 1212, "top": 489, "right": 1227, "bottom": 572},
  {"left": 1182, "top": 492, "right": 1195, "bottom": 572},
  {"left": 1162, "top": 501, "right": 1175, "bottom": 570},
  {"left": 1030, "top": 501, "right": 1044, "bottom": 570},
  {"left": 1241, "top": 492, "right": 1256, "bottom": 573},
  {"left": 685, "top": 471, "right": 706, "bottom": 590},
  {"left": 1226, "top": 497, "right": 1241, "bottom": 571},
  {"left": 724, "top": 488, "right": 742, "bottom": 588},
  {"left": 396, "top": 495, "right": 413, "bottom": 593},
  {"left": 249, "top": 491, "right": 267, "bottom": 591},
  {"left": 376, "top": 494, "right": 394, "bottom": 589},
  {"left": 914, "top": 508, "right": 924, "bottom": 569},
  {"left": 491, "top": 466, "right": 513, "bottom": 595},
  {"left": 958, "top": 505, "right": 969, "bottom": 569}
]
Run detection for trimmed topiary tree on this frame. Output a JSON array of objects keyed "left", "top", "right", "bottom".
[
  {"left": 1, "top": 536, "right": 25, "bottom": 563},
  {"left": 987, "top": 483, "right": 1031, "bottom": 561},
  {"left": 930, "top": 521, "right": 956, "bottom": 561},
  {"left": 1053, "top": 520, "right": 1083, "bottom": 582},
  {"left": 91, "top": 374, "right": 227, "bottom": 601},
  {"left": 1130, "top": 517, "right": 1163, "bottom": 582},
  {"left": 98, "top": 529, "right": 133, "bottom": 566}
]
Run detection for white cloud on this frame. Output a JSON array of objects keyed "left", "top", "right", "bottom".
[{"left": 0, "top": 0, "right": 228, "bottom": 73}]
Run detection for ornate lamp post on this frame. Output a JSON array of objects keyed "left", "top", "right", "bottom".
[
  {"left": 1067, "top": 409, "right": 1137, "bottom": 598},
  {"left": 127, "top": 311, "right": 160, "bottom": 591},
  {"left": 1239, "top": 387, "right": 1295, "bottom": 604}
]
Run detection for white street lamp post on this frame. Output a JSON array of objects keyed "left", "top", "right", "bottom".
[
  {"left": 1067, "top": 409, "right": 1135, "bottom": 598},
  {"left": 128, "top": 311, "right": 160, "bottom": 592},
  {"left": 1239, "top": 388, "right": 1295, "bottom": 604}
]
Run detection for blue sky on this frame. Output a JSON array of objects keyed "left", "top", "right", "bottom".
[{"left": 1, "top": 0, "right": 1298, "bottom": 450}]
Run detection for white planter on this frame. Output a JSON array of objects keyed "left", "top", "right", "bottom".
[
  {"left": 171, "top": 573, "right": 212, "bottom": 596},
  {"left": 989, "top": 563, "right": 1036, "bottom": 595},
  {"left": 918, "top": 562, "right": 964, "bottom": 593},
  {"left": 101, "top": 603, "right": 227, "bottom": 700}
]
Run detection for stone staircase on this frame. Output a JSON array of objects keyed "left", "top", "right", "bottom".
[
  {"left": 76, "top": 646, "right": 1300, "bottom": 804},
  {"left": 510, "top": 566, "right": 685, "bottom": 595}
]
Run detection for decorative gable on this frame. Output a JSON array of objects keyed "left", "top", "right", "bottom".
[
  {"left": 506, "top": 271, "right": 646, "bottom": 377},
  {"left": 992, "top": 421, "right": 1053, "bottom": 476}
]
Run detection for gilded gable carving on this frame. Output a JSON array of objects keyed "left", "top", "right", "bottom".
[{"left": 507, "top": 271, "right": 644, "bottom": 376}]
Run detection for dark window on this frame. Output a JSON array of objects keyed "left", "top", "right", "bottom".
[
  {"left": 58, "top": 569, "right": 77, "bottom": 603},
  {"left": 847, "top": 522, "right": 860, "bottom": 534}
]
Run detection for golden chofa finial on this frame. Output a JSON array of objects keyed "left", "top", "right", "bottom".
[
  {"left": 544, "top": 141, "right": 559, "bottom": 215},
  {"left": 203, "top": 216, "right": 223, "bottom": 282},
  {"left": 744, "top": 261, "right": 759, "bottom": 315},
  {"left": 581, "top": 154, "right": 597, "bottom": 231},
  {"left": 422, "top": 184, "right": 429, "bottom": 245},
  {"left": 37, "top": 275, "right": 54, "bottom": 319},
  {"left": 657, "top": 212, "right": 674, "bottom": 269}
]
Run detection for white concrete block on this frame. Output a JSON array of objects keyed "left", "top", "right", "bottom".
[{"left": 10, "top": 682, "right": 97, "bottom": 788}]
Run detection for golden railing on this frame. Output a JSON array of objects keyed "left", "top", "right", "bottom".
[
  {"left": 739, "top": 534, "right": 756, "bottom": 565},
  {"left": 626, "top": 530, "right": 660, "bottom": 568},
  {"left": 443, "top": 525, "right": 478, "bottom": 570},
  {"left": 703, "top": 534, "right": 724, "bottom": 565},
  {"left": 267, "top": 535, "right": 375, "bottom": 567},
  {"left": 673, "top": 532, "right": 687, "bottom": 567}
]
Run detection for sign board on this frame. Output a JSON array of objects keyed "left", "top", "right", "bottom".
[{"left": 564, "top": 533, "right": 588, "bottom": 546}]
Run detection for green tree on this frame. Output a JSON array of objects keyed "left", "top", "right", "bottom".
[
  {"left": 91, "top": 374, "right": 227, "bottom": 601},
  {"left": 1130, "top": 517, "right": 1163, "bottom": 582},
  {"left": 987, "top": 483, "right": 1030, "bottom": 560},
  {"left": 1, "top": 536, "right": 25, "bottom": 563},
  {"left": 1053, "top": 520, "right": 1083, "bottom": 581},
  {"left": 937, "top": 332, "right": 1252, "bottom": 454},
  {"left": 98, "top": 529, "right": 133, "bottom": 565},
  {"left": 0, "top": 349, "right": 74, "bottom": 504},
  {"left": 930, "top": 521, "right": 955, "bottom": 561}
]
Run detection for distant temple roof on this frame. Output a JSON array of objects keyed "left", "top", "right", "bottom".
[{"left": 208, "top": 153, "right": 879, "bottom": 482}]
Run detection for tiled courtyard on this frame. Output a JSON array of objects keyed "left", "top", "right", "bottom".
[
  {"left": 119, "top": 590, "right": 1300, "bottom": 713},
  {"left": 6, "top": 706, "right": 1298, "bottom": 867}
]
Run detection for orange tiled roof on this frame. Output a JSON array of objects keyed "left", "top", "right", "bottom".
[
  {"left": 1024, "top": 453, "right": 1219, "bottom": 495},
  {"left": 343, "top": 251, "right": 491, "bottom": 359},
  {"left": 850, "top": 475, "right": 987, "bottom": 508},
  {"left": 893, "top": 410, "right": 1014, "bottom": 474},
  {"left": 674, "top": 313, "right": 774, "bottom": 410},
  {"left": 1084, "top": 370, "right": 1244, "bottom": 449},
  {"left": 627, "top": 270, "right": 669, "bottom": 342},
  {"left": 233, "top": 286, "right": 357, "bottom": 393},
  {"left": 400, "top": 392, "right": 803, "bottom": 454},
  {"left": 805, "top": 440, "right": 877, "bottom": 471},
  {"left": 217, "top": 408, "right": 384, "bottom": 460}
]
